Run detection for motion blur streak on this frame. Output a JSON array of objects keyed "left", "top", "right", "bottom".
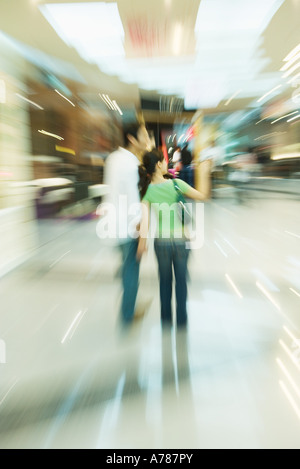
[
  {"left": 279, "top": 341, "right": 300, "bottom": 371},
  {"left": 0, "top": 380, "right": 19, "bottom": 407},
  {"left": 256, "top": 281, "right": 281, "bottom": 311},
  {"left": 61, "top": 310, "right": 87, "bottom": 344},
  {"left": 279, "top": 381, "right": 300, "bottom": 420},
  {"left": 225, "top": 274, "right": 243, "bottom": 299},
  {"left": 277, "top": 359, "right": 300, "bottom": 399},
  {"left": 290, "top": 288, "right": 300, "bottom": 298}
]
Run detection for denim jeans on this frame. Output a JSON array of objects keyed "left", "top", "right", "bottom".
[
  {"left": 119, "top": 239, "right": 139, "bottom": 323},
  {"left": 154, "top": 239, "right": 190, "bottom": 326}
]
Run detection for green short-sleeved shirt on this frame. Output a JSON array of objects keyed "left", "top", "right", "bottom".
[{"left": 142, "top": 179, "right": 191, "bottom": 239}]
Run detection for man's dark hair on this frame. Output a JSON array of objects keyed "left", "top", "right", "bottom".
[
  {"left": 181, "top": 146, "right": 192, "bottom": 166},
  {"left": 122, "top": 121, "right": 143, "bottom": 148}
]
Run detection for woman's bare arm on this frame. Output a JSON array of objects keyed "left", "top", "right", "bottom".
[
  {"left": 184, "top": 186, "right": 207, "bottom": 201},
  {"left": 184, "top": 161, "right": 211, "bottom": 200},
  {"left": 137, "top": 201, "right": 150, "bottom": 260}
]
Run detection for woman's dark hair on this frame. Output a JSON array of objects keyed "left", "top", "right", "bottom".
[{"left": 138, "top": 149, "right": 164, "bottom": 199}]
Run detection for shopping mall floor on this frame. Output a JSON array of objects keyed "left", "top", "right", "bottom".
[{"left": 0, "top": 189, "right": 300, "bottom": 449}]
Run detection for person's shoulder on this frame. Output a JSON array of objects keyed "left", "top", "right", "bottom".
[
  {"left": 175, "top": 178, "right": 190, "bottom": 192},
  {"left": 107, "top": 147, "right": 137, "bottom": 167},
  {"left": 106, "top": 148, "right": 121, "bottom": 163},
  {"left": 144, "top": 181, "right": 163, "bottom": 195},
  {"left": 143, "top": 185, "right": 153, "bottom": 202},
  {"left": 145, "top": 183, "right": 155, "bottom": 193}
]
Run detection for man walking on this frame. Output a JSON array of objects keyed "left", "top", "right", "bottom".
[{"left": 104, "top": 122, "right": 150, "bottom": 325}]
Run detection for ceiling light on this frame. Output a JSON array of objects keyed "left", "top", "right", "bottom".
[
  {"left": 195, "top": 0, "right": 285, "bottom": 33},
  {"left": 39, "top": 3, "right": 125, "bottom": 59},
  {"left": 39, "top": 1, "right": 285, "bottom": 104},
  {"left": 172, "top": 23, "right": 183, "bottom": 56}
]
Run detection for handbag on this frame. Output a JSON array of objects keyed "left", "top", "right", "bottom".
[{"left": 172, "top": 180, "right": 192, "bottom": 226}]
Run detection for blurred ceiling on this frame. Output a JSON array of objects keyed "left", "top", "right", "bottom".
[{"left": 0, "top": 0, "right": 300, "bottom": 119}]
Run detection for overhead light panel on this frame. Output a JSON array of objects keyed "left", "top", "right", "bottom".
[
  {"left": 39, "top": 3, "right": 125, "bottom": 60},
  {"left": 172, "top": 23, "right": 183, "bottom": 56},
  {"left": 39, "top": 1, "right": 285, "bottom": 105}
]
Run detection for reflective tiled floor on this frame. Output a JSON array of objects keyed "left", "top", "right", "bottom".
[{"left": 0, "top": 191, "right": 300, "bottom": 449}]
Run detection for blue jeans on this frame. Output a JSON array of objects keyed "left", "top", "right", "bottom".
[
  {"left": 154, "top": 240, "right": 190, "bottom": 326},
  {"left": 119, "top": 240, "right": 139, "bottom": 323}
]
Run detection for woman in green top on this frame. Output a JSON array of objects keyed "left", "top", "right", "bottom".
[{"left": 138, "top": 150, "right": 207, "bottom": 328}]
